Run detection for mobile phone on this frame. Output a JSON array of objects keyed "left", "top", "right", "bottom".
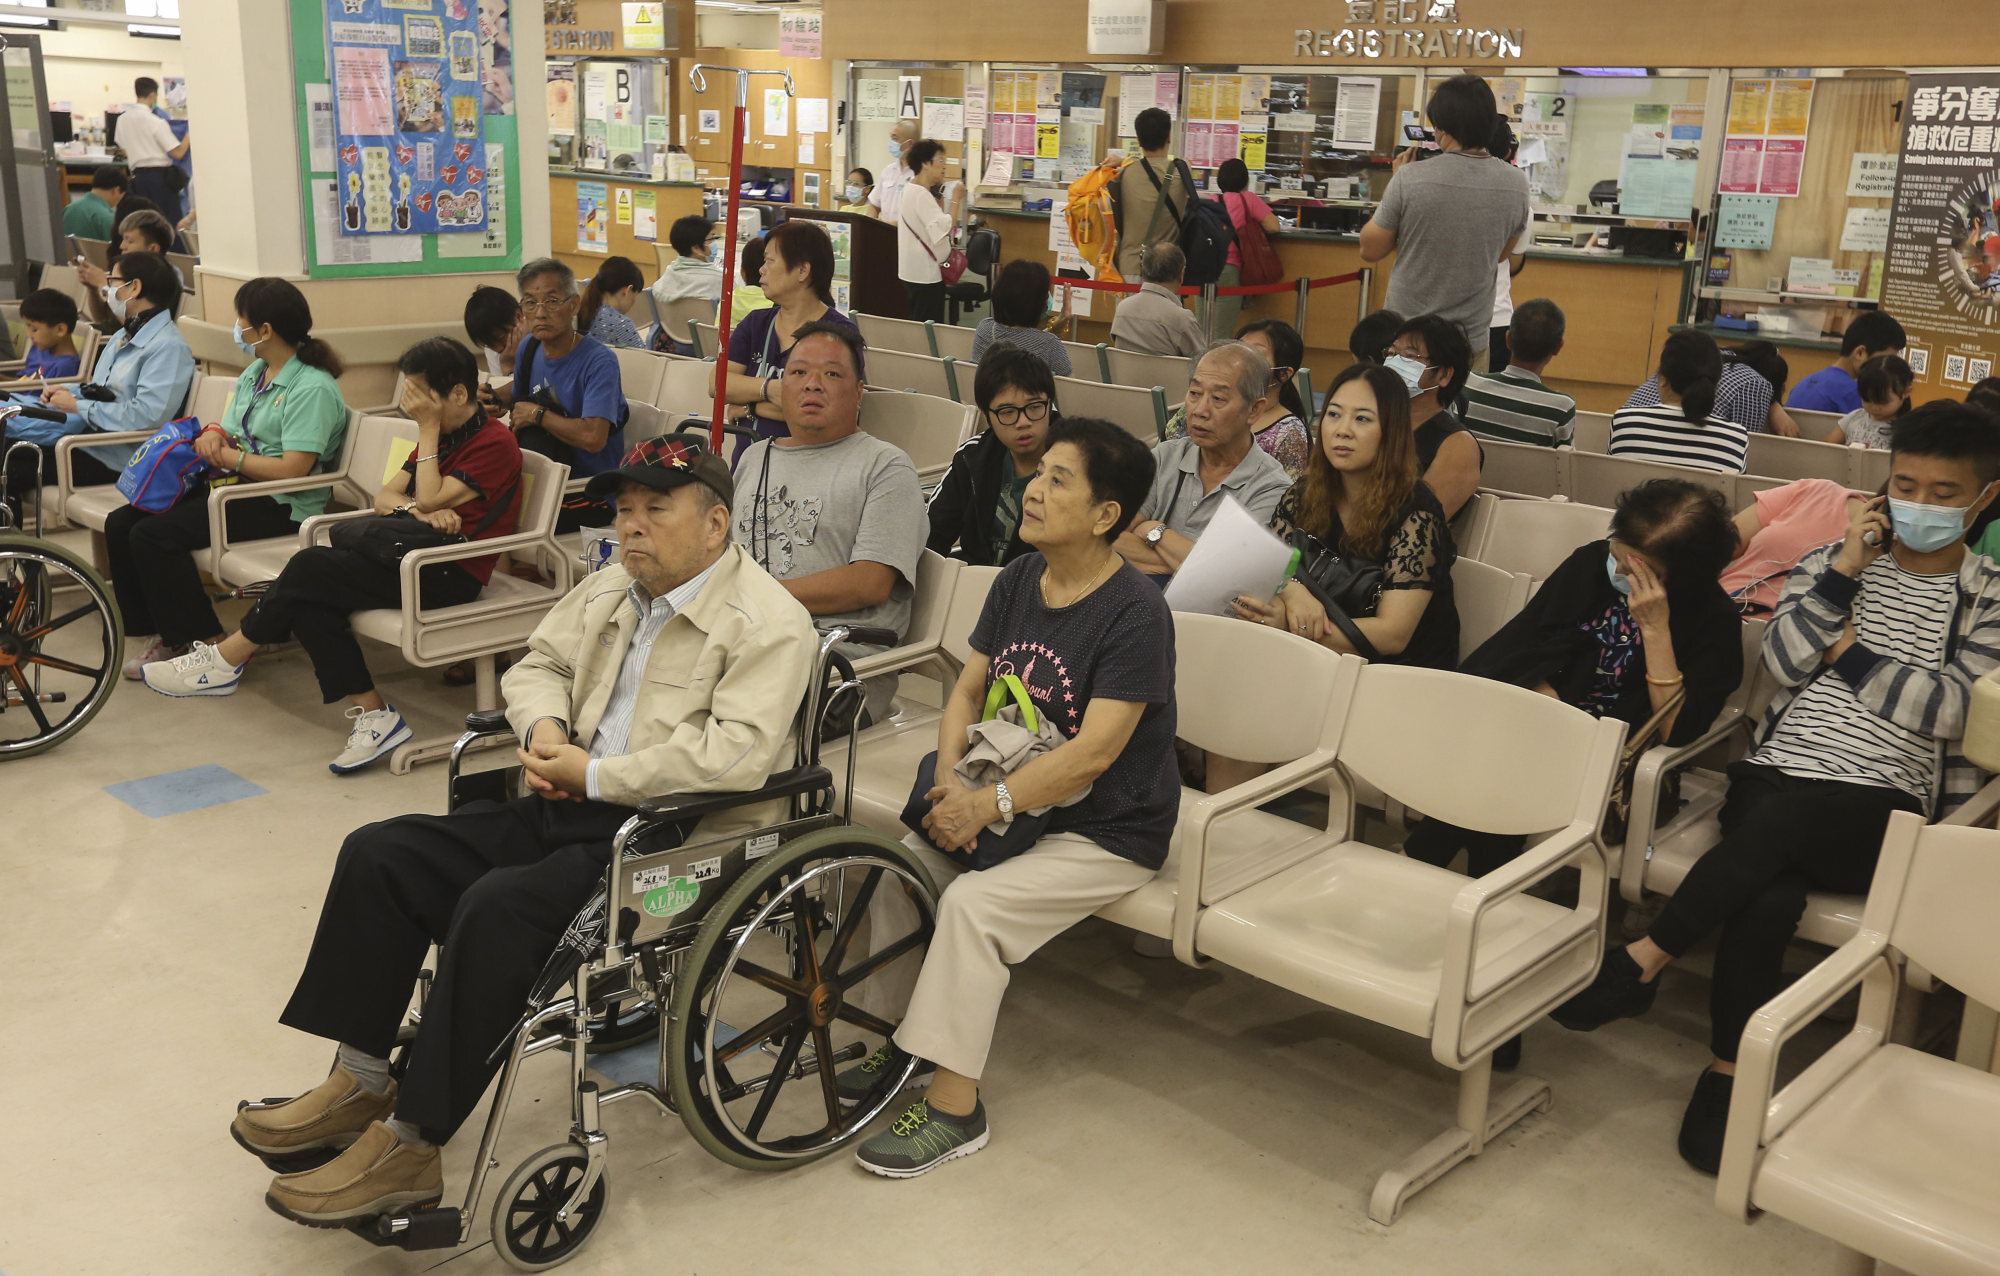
[{"left": 1862, "top": 495, "right": 1892, "bottom": 547}]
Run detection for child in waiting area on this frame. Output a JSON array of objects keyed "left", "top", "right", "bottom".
[
  {"left": 1824, "top": 354, "right": 1913, "bottom": 449},
  {"left": 18, "top": 289, "right": 81, "bottom": 380}
]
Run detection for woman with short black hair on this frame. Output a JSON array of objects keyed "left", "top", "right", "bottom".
[
  {"left": 897, "top": 138, "right": 960, "bottom": 322},
  {"left": 1386, "top": 313, "right": 1483, "bottom": 517},
  {"left": 969, "top": 259, "right": 1072, "bottom": 377},
  {"left": 576, "top": 255, "right": 647, "bottom": 349},
  {"left": 926, "top": 344, "right": 1059, "bottom": 566}
]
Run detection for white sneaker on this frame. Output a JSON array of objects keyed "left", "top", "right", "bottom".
[
  {"left": 330, "top": 706, "right": 412, "bottom": 774},
  {"left": 141, "top": 641, "right": 243, "bottom": 697},
  {"left": 123, "top": 636, "right": 180, "bottom": 681}
]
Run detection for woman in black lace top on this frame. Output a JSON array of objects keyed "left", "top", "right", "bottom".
[{"left": 1233, "top": 362, "right": 1460, "bottom": 669}]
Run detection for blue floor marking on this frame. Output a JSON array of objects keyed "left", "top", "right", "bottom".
[{"left": 103, "top": 765, "right": 268, "bottom": 818}]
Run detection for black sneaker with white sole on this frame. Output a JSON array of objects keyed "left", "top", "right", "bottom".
[{"left": 854, "top": 1099, "right": 988, "bottom": 1179}]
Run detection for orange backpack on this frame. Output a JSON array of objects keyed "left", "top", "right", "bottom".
[{"left": 1065, "top": 162, "right": 1125, "bottom": 283}]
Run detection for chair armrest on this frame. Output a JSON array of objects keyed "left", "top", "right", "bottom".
[
  {"left": 54, "top": 429, "right": 153, "bottom": 512},
  {"left": 1435, "top": 821, "right": 1604, "bottom": 1065},
  {"left": 1619, "top": 712, "right": 1753, "bottom": 903},
  {"left": 1170, "top": 748, "right": 1341, "bottom": 964},
  {"left": 1942, "top": 771, "right": 2000, "bottom": 828},
  {"left": 300, "top": 507, "right": 379, "bottom": 547},
  {"left": 207, "top": 474, "right": 346, "bottom": 557},
  {"left": 0, "top": 374, "right": 83, "bottom": 390},
  {"left": 1716, "top": 933, "right": 1894, "bottom": 1220},
  {"left": 636, "top": 764, "right": 833, "bottom": 823}
]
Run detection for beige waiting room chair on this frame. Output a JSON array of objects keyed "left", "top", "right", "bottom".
[
  {"left": 38, "top": 263, "right": 91, "bottom": 312},
  {"left": 613, "top": 345, "right": 670, "bottom": 406},
  {"left": 1786, "top": 406, "right": 1844, "bottom": 440},
  {"left": 1052, "top": 376, "right": 1168, "bottom": 445},
  {"left": 1567, "top": 449, "right": 1735, "bottom": 509},
  {"left": 1477, "top": 437, "right": 1567, "bottom": 499},
  {"left": 864, "top": 347, "right": 962, "bottom": 402},
  {"left": 1061, "top": 340, "right": 1110, "bottom": 381},
  {"left": 1467, "top": 497, "right": 1614, "bottom": 581},
  {"left": 53, "top": 369, "right": 207, "bottom": 557},
  {"left": 1448, "top": 490, "right": 1500, "bottom": 559},
  {"left": 1451, "top": 556, "right": 1531, "bottom": 662},
  {"left": 855, "top": 312, "right": 936, "bottom": 357},
  {"left": 1197, "top": 665, "right": 1625, "bottom": 1224},
  {"left": 691, "top": 321, "right": 720, "bottom": 361},
  {"left": 1103, "top": 348, "right": 1195, "bottom": 403},
  {"left": 646, "top": 293, "right": 715, "bottom": 352},
  {"left": 1570, "top": 410, "right": 1612, "bottom": 454},
  {"left": 209, "top": 413, "right": 410, "bottom": 594},
  {"left": 857, "top": 389, "right": 978, "bottom": 488},
  {"left": 1716, "top": 811, "right": 2000, "bottom": 1276},
  {"left": 926, "top": 320, "right": 976, "bottom": 362},
  {"left": 656, "top": 357, "right": 720, "bottom": 425},
  {"left": 1744, "top": 432, "right": 1854, "bottom": 484},
  {"left": 0, "top": 325, "right": 104, "bottom": 389}
]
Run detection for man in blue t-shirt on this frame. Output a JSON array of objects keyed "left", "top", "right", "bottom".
[
  {"left": 1787, "top": 310, "right": 1906, "bottom": 415},
  {"left": 510, "top": 257, "right": 628, "bottom": 529}
]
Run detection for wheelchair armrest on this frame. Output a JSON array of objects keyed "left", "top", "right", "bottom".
[
  {"left": 637, "top": 764, "right": 832, "bottom": 822},
  {"left": 822, "top": 624, "right": 900, "bottom": 649},
  {"left": 464, "top": 708, "right": 513, "bottom": 734}
]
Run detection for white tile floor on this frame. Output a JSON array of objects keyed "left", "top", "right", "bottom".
[{"left": 4, "top": 548, "right": 1855, "bottom": 1275}]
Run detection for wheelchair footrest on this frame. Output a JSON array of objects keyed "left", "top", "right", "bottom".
[{"left": 355, "top": 1205, "right": 463, "bottom": 1251}]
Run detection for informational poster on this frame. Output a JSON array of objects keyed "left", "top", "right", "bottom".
[
  {"left": 1766, "top": 78, "right": 1814, "bottom": 137},
  {"left": 981, "top": 151, "right": 1014, "bottom": 187},
  {"left": 1037, "top": 119, "right": 1061, "bottom": 159},
  {"left": 856, "top": 78, "right": 897, "bottom": 123},
  {"left": 1670, "top": 104, "right": 1706, "bottom": 142},
  {"left": 314, "top": 180, "right": 424, "bottom": 265},
  {"left": 1621, "top": 102, "right": 1698, "bottom": 218},
  {"left": 644, "top": 114, "right": 669, "bottom": 145},
  {"left": 921, "top": 96, "right": 964, "bottom": 142},
  {"left": 438, "top": 144, "right": 507, "bottom": 257},
  {"left": 1184, "top": 121, "right": 1211, "bottom": 169},
  {"left": 583, "top": 70, "right": 607, "bottom": 123},
  {"left": 478, "top": 0, "right": 514, "bottom": 116},
  {"left": 608, "top": 102, "right": 641, "bottom": 154},
  {"left": 1840, "top": 206, "right": 1892, "bottom": 253},
  {"left": 1719, "top": 138, "right": 1764, "bottom": 194},
  {"left": 326, "top": 0, "right": 488, "bottom": 236},
  {"left": 1847, "top": 152, "right": 1899, "bottom": 198},
  {"left": 1881, "top": 72, "right": 2000, "bottom": 391},
  {"left": 1239, "top": 129, "right": 1266, "bottom": 170},
  {"left": 1333, "top": 76, "right": 1380, "bottom": 149},
  {"left": 964, "top": 85, "right": 987, "bottom": 131},
  {"left": 1724, "top": 75, "right": 1814, "bottom": 198},
  {"left": 1187, "top": 74, "right": 1214, "bottom": 123},
  {"left": 305, "top": 83, "right": 336, "bottom": 171},
  {"left": 620, "top": 2, "right": 666, "bottom": 50},
  {"left": 615, "top": 186, "right": 633, "bottom": 224},
  {"left": 777, "top": 9, "right": 821, "bottom": 58},
  {"left": 1518, "top": 117, "right": 1568, "bottom": 202},
  {"left": 577, "top": 181, "right": 609, "bottom": 254},
  {"left": 1240, "top": 75, "right": 1270, "bottom": 115},
  {"left": 1727, "top": 79, "right": 1772, "bottom": 136},
  {"left": 1154, "top": 74, "right": 1179, "bottom": 119},
  {"left": 1036, "top": 72, "right": 1062, "bottom": 112},
  {"left": 1486, "top": 76, "right": 1523, "bottom": 121},
  {"left": 1118, "top": 72, "right": 1153, "bottom": 137},
  {"left": 762, "top": 87, "right": 788, "bottom": 137},
  {"left": 1757, "top": 138, "right": 1807, "bottom": 198},
  {"left": 798, "top": 97, "right": 829, "bottom": 135},
  {"left": 1714, "top": 194, "right": 1779, "bottom": 250},
  {"left": 546, "top": 65, "right": 576, "bottom": 137}
]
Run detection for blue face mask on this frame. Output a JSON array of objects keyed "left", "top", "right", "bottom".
[
  {"left": 1383, "top": 354, "right": 1432, "bottom": 395},
  {"left": 890, "top": 137, "right": 906, "bottom": 160},
  {"left": 232, "top": 320, "right": 261, "bottom": 359},
  {"left": 1887, "top": 495, "right": 1981, "bottom": 553},
  {"left": 1606, "top": 551, "right": 1633, "bottom": 596}
]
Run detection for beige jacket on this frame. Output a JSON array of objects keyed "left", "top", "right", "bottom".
[{"left": 503, "top": 544, "right": 818, "bottom": 834}]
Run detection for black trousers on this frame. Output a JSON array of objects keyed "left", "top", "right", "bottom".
[
  {"left": 279, "top": 795, "right": 650, "bottom": 1142},
  {"left": 129, "top": 165, "right": 184, "bottom": 225},
  {"left": 904, "top": 280, "right": 946, "bottom": 323},
  {"left": 104, "top": 490, "right": 299, "bottom": 646},
  {"left": 1650, "top": 761, "right": 1922, "bottom": 1061},
  {"left": 238, "top": 545, "right": 483, "bottom": 702},
  {"left": 1403, "top": 819, "right": 1525, "bottom": 879}
]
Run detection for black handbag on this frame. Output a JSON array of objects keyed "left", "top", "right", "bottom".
[
  {"left": 1286, "top": 527, "right": 1383, "bottom": 660},
  {"left": 327, "top": 477, "right": 519, "bottom": 568},
  {"left": 899, "top": 675, "right": 1053, "bottom": 870}
]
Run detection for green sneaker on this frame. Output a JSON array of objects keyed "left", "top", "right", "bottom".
[
  {"left": 834, "top": 1044, "right": 935, "bottom": 1104},
  {"left": 854, "top": 1099, "right": 988, "bottom": 1178}
]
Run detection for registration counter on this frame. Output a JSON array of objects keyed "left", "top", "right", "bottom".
[
  {"left": 548, "top": 171, "right": 706, "bottom": 286},
  {"left": 981, "top": 207, "right": 1690, "bottom": 413}
]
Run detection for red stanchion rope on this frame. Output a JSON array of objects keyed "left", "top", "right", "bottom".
[{"left": 1049, "top": 270, "right": 1364, "bottom": 298}]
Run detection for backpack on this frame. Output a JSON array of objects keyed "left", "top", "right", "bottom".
[
  {"left": 1138, "top": 157, "right": 1235, "bottom": 286},
  {"left": 1065, "top": 163, "right": 1125, "bottom": 283},
  {"left": 115, "top": 417, "right": 206, "bottom": 512}
]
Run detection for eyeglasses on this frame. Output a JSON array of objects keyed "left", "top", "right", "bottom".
[
  {"left": 520, "top": 295, "right": 574, "bottom": 314},
  {"left": 987, "top": 399, "right": 1051, "bottom": 426}
]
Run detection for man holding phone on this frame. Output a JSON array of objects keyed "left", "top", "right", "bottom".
[{"left": 1551, "top": 400, "right": 2000, "bottom": 1176}]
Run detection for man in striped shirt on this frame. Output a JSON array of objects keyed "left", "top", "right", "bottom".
[
  {"left": 1459, "top": 298, "right": 1577, "bottom": 447},
  {"left": 1549, "top": 401, "right": 2000, "bottom": 1176}
]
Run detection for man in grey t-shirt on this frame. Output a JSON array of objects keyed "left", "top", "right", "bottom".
[
  {"left": 731, "top": 323, "right": 927, "bottom": 718},
  {"left": 1360, "top": 75, "right": 1529, "bottom": 356}
]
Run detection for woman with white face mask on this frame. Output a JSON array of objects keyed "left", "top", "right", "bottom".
[
  {"left": 100, "top": 275, "right": 349, "bottom": 679},
  {"left": 1384, "top": 313, "right": 1482, "bottom": 518},
  {"left": 839, "top": 167, "right": 874, "bottom": 215}
]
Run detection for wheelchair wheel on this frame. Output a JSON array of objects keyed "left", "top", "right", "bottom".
[
  {"left": 490, "top": 1144, "right": 607, "bottom": 1272},
  {"left": 666, "top": 827, "right": 938, "bottom": 1171},
  {"left": 0, "top": 534, "right": 120, "bottom": 759}
]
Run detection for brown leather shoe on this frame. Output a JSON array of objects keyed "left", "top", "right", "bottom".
[
  {"left": 231, "top": 1065, "right": 396, "bottom": 1159},
  {"left": 265, "top": 1121, "right": 443, "bottom": 1225}
]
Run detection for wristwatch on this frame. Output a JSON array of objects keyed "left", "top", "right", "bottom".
[
  {"left": 994, "top": 781, "right": 1014, "bottom": 822},
  {"left": 1144, "top": 523, "right": 1166, "bottom": 546}
]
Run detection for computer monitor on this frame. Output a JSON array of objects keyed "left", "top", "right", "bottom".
[
  {"left": 104, "top": 109, "right": 121, "bottom": 145},
  {"left": 50, "top": 111, "right": 73, "bottom": 144}
]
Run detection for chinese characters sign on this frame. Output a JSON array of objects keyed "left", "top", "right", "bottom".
[
  {"left": 326, "top": 0, "right": 489, "bottom": 236},
  {"left": 1882, "top": 73, "right": 2000, "bottom": 392},
  {"left": 1294, "top": 1, "right": 1523, "bottom": 61}
]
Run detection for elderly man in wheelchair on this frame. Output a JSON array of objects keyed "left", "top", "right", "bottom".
[{"left": 230, "top": 439, "right": 938, "bottom": 1259}]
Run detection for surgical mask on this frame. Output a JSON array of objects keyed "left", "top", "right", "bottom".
[
  {"left": 1606, "top": 551, "right": 1633, "bottom": 596},
  {"left": 232, "top": 320, "right": 261, "bottom": 359},
  {"left": 889, "top": 138, "right": 905, "bottom": 160},
  {"left": 1384, "top": 354, "right": 1433, "bottom": 395},
  {"left": 102, "top": 281, "right": 129, "bottom": 321},
  {"left": 843, "top": 183, "right": 863, "bottom": 203},
  {"left": 1887, "top": 495, "right": 1981, "bottom": 553}
]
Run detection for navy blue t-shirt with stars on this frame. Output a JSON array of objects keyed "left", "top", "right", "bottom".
[{"left": 969, "top": 554, "right": 1179, "bottom": 870}]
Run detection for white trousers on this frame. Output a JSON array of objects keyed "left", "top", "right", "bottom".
[{"left": 864, "top": 831, "right": 1156, "bottom": 1081}]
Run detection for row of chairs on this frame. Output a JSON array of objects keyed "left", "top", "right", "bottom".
[
  {"left": 854, "top": 311, "right": 1202, "bottom": 402},
  {"left": 1564, "top": 409, "right": 1890, "bottom": 491},
  {"left": 1478, "top": 437, "right": 1877, "bottom": 513}
]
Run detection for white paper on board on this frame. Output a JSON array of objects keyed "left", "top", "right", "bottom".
[
  {"left": 1162, "top": 496, "right": 1297, "bottom": 617},
  {"left": 305, "top": 83, "right": 336, "bottom": 172}
]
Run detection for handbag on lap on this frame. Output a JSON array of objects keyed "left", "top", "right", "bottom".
[{"left": 899, "top": 674, "right": 1085, "bottom": 871}]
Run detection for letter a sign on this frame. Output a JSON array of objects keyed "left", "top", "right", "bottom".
[{"left": 899, "top": 76, "right": 922, "bottom": 120}]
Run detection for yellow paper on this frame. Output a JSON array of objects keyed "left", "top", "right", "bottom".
[
  {"left": 1036, "top": 121, "right": 1061, "bottom": 158},
  {"left": 992, "top": 71, "right": 1017, "bottom": 116},
  {"left": 1213, "top": 75, "right": 1242, "bottom": 123},
  {"left": 1728, "top": 79, "right": 1771, "bottom": 135},
  {"left": 1239, "top": 131, "right": 1266, "bottom": 169},
  {"left": 383, "top": 437, "right": 417, "bottom": 485},
  {"left": 1766, "top": 77, "right": 1814, "bottom": 137},
  {"left": 1188, "top": 74, "right": 1214, "bottom": 122}
]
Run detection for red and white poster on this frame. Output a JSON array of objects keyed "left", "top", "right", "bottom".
[
  {"left": 1758, "top": 138, "right": 1806, "bottom": 198},
  {"left": 1719, "top": 138, "right": 1764, "bottom": 194}
]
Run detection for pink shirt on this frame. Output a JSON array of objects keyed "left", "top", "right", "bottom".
[
  {"left": 1720, "top": 478, "right": 1861, "bottom": 613},
  {"left": 1220, "top": 190, "right": 1272, "bottom": 269}
]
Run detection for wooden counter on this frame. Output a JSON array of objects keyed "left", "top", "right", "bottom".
[
  {"left": 1671, "top": 323, "right": 1853, "bottom": 403},
  {"left": 548, "top": 173, "right": 706, "bottom": 286},
  {"left": 979, "top": 207, "right": 1694, "bottom": 412}
]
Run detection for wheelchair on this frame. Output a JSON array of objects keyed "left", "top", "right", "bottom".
[
  {"left": 0, "top": 407, "right": 122, "bottom": 759},
  {"left": 244, "top": 624, "right": 941, "bottom": 1270}
]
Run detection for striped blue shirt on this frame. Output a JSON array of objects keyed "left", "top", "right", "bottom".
[{"left": 582, "top": 558, "right": 720, "bottom": 800}]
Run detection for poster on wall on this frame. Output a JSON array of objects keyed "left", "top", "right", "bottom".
[
  {"left": 326, "top": 0, "right": 489, "bottom": 237},
  {"left": 577, "top": 180, "right": 610, "bottom": 253},
  {"left": 546, "top": 64, "right": 576, "bottom": 136},
  {"left": 438, "top": 144, "right": 508, "bottom": 257},
  {"left": 1881, "top": 72, "right": 2000, "bottom": 392},
  {"left": 478, "top": 0, "right": 514, "bottom": 115},
  {"left": 1723, "top": 75, "right": 1814, "bottom": 198}
]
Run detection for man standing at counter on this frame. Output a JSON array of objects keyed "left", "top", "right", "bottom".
[
  {"left": 869, "top": 121, "right": 919, "bottom": 227},
  {"left": 115, "top": 77, "right": 190, "bottom": 226},
  {"left": 1359, "top": 75, "right": 1527, "bottom": 362}
]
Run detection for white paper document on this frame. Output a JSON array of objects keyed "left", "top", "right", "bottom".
[{"left": 1163, "top": 496, "right": 1296, "bottom": 617}]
